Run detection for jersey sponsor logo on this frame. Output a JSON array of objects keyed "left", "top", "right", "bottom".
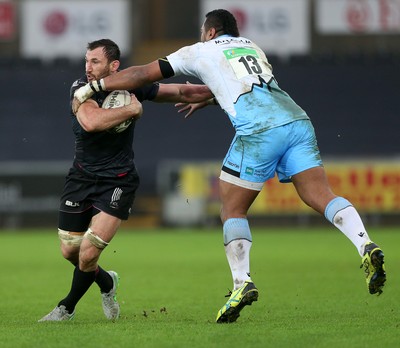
[
  {"left": 224, "top": 48, "right": 259, "bottom": 59},
  {"left": 65, "top": 200, "right": 80, "bottom": 207},
  {"left": 227, "top": 161, "right": 239, "bottom": 169},
  {"left": 245, "top": 167, "right": 268, "bottom": 178},
  {"left": 71, "top": 79, "right": 85, "bottom": 88},
  {"left": 214, "top": 38, "right": 252, "bottom": 45},
  {"left": 110, "top": 187, "right": 123, "bottom": 209},
  {"left": 245, "top": 167, "right": 254, "bottom": 175}
]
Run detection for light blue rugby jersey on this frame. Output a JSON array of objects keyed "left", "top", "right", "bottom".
[{"left": 166, "top": 35, "right": 309, "bottom": 135}]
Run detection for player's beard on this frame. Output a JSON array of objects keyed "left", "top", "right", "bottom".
[{"left": 87, "top": 67, "right": 111, "bottom": 82}]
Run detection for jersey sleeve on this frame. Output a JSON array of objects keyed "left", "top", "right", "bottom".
[
  {"left": 69, "top": 76, "right": 89, "bottom": 115},
  {"left": 70, "top": 77, "right": 87, "bottom": 102},
  {"left": 166, "top": 43, "right": 202, "bottom": 78}
]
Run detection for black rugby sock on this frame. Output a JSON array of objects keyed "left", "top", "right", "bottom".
[
  {"left": 58, "top": 266, "right": 96, "bottom": 313},
  {"left": 94, "top": 265, "right": 113, "bottom": 293}
]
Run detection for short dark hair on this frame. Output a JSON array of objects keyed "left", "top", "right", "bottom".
[
  {"left": 87, "top": 39, "right": 121, "bottom": 63},
  {"left": 204, "top": 9, "right": 240, "bottom": 37}
]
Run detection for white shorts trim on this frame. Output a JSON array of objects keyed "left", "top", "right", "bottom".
[{"left": 219, "top": 171, "right": 263, "bottom": 191}]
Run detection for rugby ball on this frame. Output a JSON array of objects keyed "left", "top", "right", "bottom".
[{"left": 102, "top": 90, "right": 132, "bottom": 133}]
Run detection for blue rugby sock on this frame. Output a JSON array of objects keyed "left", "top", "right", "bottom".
[{"left": 223, "top": 218, "right": 252, "bottom": 245}]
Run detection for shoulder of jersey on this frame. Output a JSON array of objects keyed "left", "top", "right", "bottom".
[{"left": 71, "top": 76, "right": 88, "bottom": 88}]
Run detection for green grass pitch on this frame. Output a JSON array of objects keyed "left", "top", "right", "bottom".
[{"left": 0, "top": 226, "right": 399, "bottom": 348}]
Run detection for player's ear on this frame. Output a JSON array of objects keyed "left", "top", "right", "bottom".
[
  {"left": 110, "top": 60, "right": 120, "bottom": 73},
  {"left": 208, "top": 27, "right": 217, "bottom": 40}
]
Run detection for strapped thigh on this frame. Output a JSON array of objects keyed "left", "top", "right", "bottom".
[
  {"left": 83, "top": 228, "right": 109, "bottom": 249},
  {"left": 58, "top": 229, "right": 84, "bottom": 247}
]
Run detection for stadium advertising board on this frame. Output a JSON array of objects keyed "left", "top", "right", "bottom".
[
  {"left": 316, "top": 0, "right": 400, "bottom": 34},
  {"left": 201, "top": 0, "right": 310, "bottom": 57},
  {"left": 171, "top": 160, "right": 400, "bottom": 216},
  {"left": 0, "top": 1, "right": 15, "bottom": 40},
  {"left": 20, "top": 0, "right": 130, "bottom": 60}
]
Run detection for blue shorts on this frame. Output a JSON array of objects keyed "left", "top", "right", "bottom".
[{"left": 221, "top": 119, "right": 323, "bottom": 186}]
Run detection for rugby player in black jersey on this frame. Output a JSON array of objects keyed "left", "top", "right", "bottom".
[
  {"left": 74, "top": 10, "right": 386, "bottom": 324},
  {"left": 38, "top": 39, "right": 213, "bottom": 322}
]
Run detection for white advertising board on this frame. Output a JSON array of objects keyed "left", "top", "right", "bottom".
[
  {"left": 201, "top": 0, "right": 310, "bottom": 57},
  {"left": 20, "top": 0, "right": 130, "bottom": 60},
  {"left": 316, "top": 0, "right": 400, "bottom": 34}
]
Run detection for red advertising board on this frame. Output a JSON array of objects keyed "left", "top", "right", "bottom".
[{"left": 0, "top": 1, "right": 15, "bottom": 40}]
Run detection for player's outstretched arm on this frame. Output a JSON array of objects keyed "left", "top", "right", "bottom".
[
  {"left": 74, "top": 60, "right": 163, "bottom": 107},
  {"left": 72, "top": 60, "right": 164, "bottom": 114},
  {"left": 175, "top": 97, "right": 218, "bottom": 118},
  {"left": 104, "top": 60, "right": 164, "bottom": 91},
  {"left": 154, "top": 83, "right": 213, "bottom": 103}
]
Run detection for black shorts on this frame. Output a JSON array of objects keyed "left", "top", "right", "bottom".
[{"left": 58, "top": 166, "right": 140, "bottom": 232}]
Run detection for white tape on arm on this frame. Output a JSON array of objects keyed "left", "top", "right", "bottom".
[
  {"left": 74, "top": 83, "right": 95, "bottom": 103},
  {"left": 99, "top": 79, "right": 106, "bottom": 91}
]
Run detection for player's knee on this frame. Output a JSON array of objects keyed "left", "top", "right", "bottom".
[
  {"left": 60, "top": 247, "right": 79, "bottom": 264},
  {"left": 77, "top": 229, "right": 109, "bottom": 270},
  {"left": 220, "top": 208, "right": 247, "bottom": 224},
  {"left": 78, "top": 250, "right": 98, "bottom": 271},
  {"left": 220, "top": 206, "right": 233, "bottom": 223},
  {"left": 78, "top": 246, "right": 100, "bottom": 271},
  {"left": 58, "top": 229, "right": 83, "bottom": 263}
]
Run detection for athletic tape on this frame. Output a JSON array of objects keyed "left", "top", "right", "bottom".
[
  {"left": 84, "top": 228, "right": 109, "bottom": 249},
  {"left": 58, "top": 229, "right": 84, "bottom": 247},
  {"left": 99, "top": 79, "right": 106, "bottom": 91}
]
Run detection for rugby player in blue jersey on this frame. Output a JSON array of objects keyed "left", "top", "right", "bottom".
[{"left": 74, "top": 11, "right": 386, "bottom": 323}]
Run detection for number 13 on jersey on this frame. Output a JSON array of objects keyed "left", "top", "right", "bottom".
[{"left": 223, "top": 48, "right": 272, "bottom": 80}]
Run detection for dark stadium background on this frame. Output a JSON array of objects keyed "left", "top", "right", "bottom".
[{"left": 1, "top": 58, "right": 398, "bottom": 193}]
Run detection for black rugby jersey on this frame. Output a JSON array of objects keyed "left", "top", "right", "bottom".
[{"left": 69, "top": 75, "right": 159, "bottom": 177}]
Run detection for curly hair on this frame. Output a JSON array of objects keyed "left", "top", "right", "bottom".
[{"left": 204, "top": 9, "right": 240, "bottom": 37}]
